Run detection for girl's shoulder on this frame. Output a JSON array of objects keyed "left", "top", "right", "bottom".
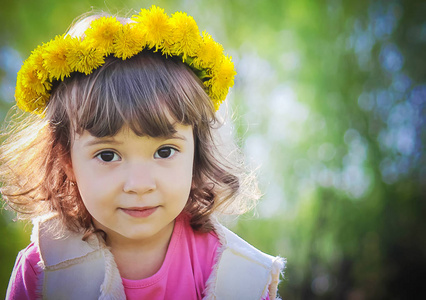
[
  {"left": 175, "top": 214, "right": 284, "bottom": 299},
  {"left": 174, "top": 214, "right": 220, "bottom": 279},
  {"left": 178, "top": 213, "right": 221, "bottom": 251},
  {"left": 30, "top": 214, "right": 104, "bottom": 269},
  {"left": 6, "top": 242, "right": 43, "bottom": 299},
  {"left": 204, "top": 221, "right": 285, "bottom": 300},
  {"left": 12, "top": 242, "right": 42, "bottom": 274},
  {"left": 16, "top": 242, "right": 40, "bottom": 262}
]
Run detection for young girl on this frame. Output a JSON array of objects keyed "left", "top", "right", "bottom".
[{"left": 1, "top": 5, "right": 284, "bottom": 300}]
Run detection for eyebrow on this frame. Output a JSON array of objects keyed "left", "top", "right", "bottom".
[
  {"left": 166, "top": 133, "right": 187, "bottom": 141},
  {"left": 84, "top": 138, "right": 123, "bottom": 147}
]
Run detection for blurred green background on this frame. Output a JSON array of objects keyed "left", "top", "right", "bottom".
[{"left": 1, "top": 0, "right": 425, "bottom": 299}]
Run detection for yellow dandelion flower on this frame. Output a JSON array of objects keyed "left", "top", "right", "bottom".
[
  {"left": 18, "top": 60, "right": 51, "bottom": 95},
  {"left": 133, "top": 5, "right": 172, "bottom": 51},
  {"left": 15, "top": 86, "right": 34, "bottom": 111},
  {"left": 169, "top": 12, "right": 202, "bottom": 59},
  {"left": 193, "top": 31, "right": 224, "bottom": 69},
  {"left": 28, "top": 45, "right": 49, "bottom": 82},
  {"left": 15, "top": 6, "right": 236, "bottom": 114},
  {"left": 160, "top": 40, "right": 173, "bottom": 57},
  {"left": 85, "top": 16, "right": 121, "bottom": 55},
  {"left": 42, "top": 35, "right": 72, "bottom": 80},
  {"left": 132, "top": 7, "right": 149, "bottom": 23},
  {"left": 212, "top": 98, "right": 223, "bottom": 111},
  {"left": 29, "top": 93, "right": 49, "bottom": 114},
  {"left": 35, "top": 93, "right": 49, "bottom": 113},
  {"left": 67, "top": 38, "right": 105, "bottom": 75},
  {"left": 209, "top": 55, "right": 236, "bottom": 101},
  {"left": 113, "top": 24, "right": 146, "bottom": 60},
  {"left": 15, "top": 85, "right": 49, "bottom": 114}
]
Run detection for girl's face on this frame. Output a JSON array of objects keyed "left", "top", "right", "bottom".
[{"left": 70, "top": 123, "right": 194, "bottom": 244}]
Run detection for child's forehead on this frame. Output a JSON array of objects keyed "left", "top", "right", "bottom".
[
  {"left": 116, "top": 123, "right": 193, "bottom": 140},
  {"left": 73, "top": 123, "right": 193, "bottom": 144}
]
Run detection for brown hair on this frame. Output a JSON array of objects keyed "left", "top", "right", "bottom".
[{"left": 0, "top": 14, "right": 259, "bottom": 235}]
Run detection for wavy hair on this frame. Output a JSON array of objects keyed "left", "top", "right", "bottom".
[{"left": 0, "top": 14, "right": 260, "bottom": 235}]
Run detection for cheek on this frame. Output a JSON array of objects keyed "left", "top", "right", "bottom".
[
  {"left": 166, "top": 167, "right": 192, "bottom": 188},
  {"left": 163, "top": 159, "right": 193, "bottom": 196},
  {"left": 72, "top": 166, "right": 106, "bottom": 209},
  {"left": 180, "top": 156, "right": 194, "bottom": 185},
  {"left": 74, "top": 178, "right": 96, "bottom": 209}
]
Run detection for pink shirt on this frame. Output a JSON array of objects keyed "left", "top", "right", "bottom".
[{"left": 7, "top": 214, "right": 220, "bottom": 299}]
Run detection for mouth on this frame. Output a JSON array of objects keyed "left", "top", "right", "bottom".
[{"left": 120, "top": 206, "right": 159, "bottom": 218}]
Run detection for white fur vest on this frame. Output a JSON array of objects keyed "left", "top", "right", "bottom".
[{"left": 31, "top": 215, "right": 285, "bottom": 300}]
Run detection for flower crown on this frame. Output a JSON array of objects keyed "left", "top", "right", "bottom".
[{"left": 15, "top": 5, "right": 236, "bottom": 114}]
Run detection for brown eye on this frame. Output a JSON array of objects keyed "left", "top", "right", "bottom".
[
  {"left": 154, "top": 147, "right": 176, "bottom": 159},
  {"left": 97, "top": 151, "right": 120, "bottom": 162}
]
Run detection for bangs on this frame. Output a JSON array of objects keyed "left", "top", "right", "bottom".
[{"left": 49, "top": 51, "right": 214, "bottom": 138}]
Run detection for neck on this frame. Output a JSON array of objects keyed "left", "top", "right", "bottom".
[{"left": 96, "top": 220, "right": 175, "bottom": 280}]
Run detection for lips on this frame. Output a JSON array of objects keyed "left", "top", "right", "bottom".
[{"left": 120, "top": 206, "right": 158, "bottom": 218}]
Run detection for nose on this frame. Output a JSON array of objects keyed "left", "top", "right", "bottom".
[{"left": 122, "top": 162, "right": 157, "bottom": 194}]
